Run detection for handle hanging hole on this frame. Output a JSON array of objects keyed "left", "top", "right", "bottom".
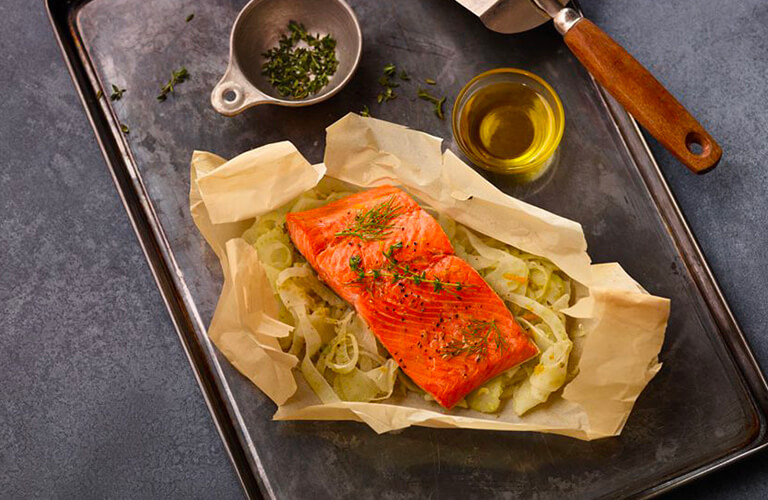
[
  {"left": 685, "top": 131, "right": 710, "bottom": 157},
  {"left": 224, "top": 89, "right": 238, "bottom": 103},
  {"left": 688, "top": 141, "right": 703, "bottom": 155}
]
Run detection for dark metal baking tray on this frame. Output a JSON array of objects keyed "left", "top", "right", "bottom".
[{"left": 47, "top": 0, "right": 768, "bottom": 498}]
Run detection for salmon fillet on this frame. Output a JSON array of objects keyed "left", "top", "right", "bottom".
[{"left": 286, "top": 186, "right": 538, "bottom": 409}]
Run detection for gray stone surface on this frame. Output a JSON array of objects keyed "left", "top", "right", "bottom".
[
  {"left": 0, "top": 0, "right": 765, "bottom": 499},
  {"left": 0, "top": 0, "right": 242, "bottom": 498}
]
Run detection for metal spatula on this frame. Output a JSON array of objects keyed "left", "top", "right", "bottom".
[{"left": 458, "top": 0, "right": 722, "bottom": 173}]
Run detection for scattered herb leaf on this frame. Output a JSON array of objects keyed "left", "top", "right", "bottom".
[
  {"left": 399, "top": 69, "right": 411, "bottom": 81},
  {"left": 185, "top": 13, "right": 194, "bottom": 22},
  {"left": 417, "top": 88, "right": 446, "bottom": 119},
  {"left": 349, "top": 242, "right": 472, "bottom": 296},
  {"left": 377, "top": 86, "right": 397, "bottom": 103},
  {"left": 157, "top": 67, "right": 189, "bottom": 102},
  {"left": 435, "top": 97, "right": 446, "bottom": 119},
  {"left": 96, "top": 89, "right": 103, "bottom": 100},
  {"left": 261, "top": 21, "right": 338, "bottom": 99},
  {"left": 120, "top": 123, "right": 130, "bottom": 134},
  {"left": 110, "top": 84, "right": 126, "bottom": 101},
  {"left": 425, "top": 78, "right": 436, "bottom": 85},
  {"left": 440, "top": 320, "right": 507, "bottom": 360},
  {"left": 360, "top": 105, "right": 371, "bottom": 117},
  {"left": 376, "top": 64, "right": 401, "bottom": 103}
]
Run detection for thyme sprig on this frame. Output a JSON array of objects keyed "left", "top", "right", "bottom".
[
  {"left": 377, "top": 86, "right": 397, "bottom": 103},
  {"left": 110, "top": 84, "right": 126, "bottom": 101},
  {"left": 365, "top": 65, "right": 446, "bottom": 120},
  {"left": 417, "top": 88, "right": 446, "bottom": 120},
  {"left": 335, "top": 196, "right": 403, "bottom": 240},
  {"left": 377, "top": 63, "right": 400, "bottom": 103},
  {"left": 440, "top": 320, "right": 507, "bottom": 360},
  {"left": 157, "top": 67, "right": 189, "bottom": 102},
  {"left": 261, "top": 21, "right": 338, "bottom": 99},
  {"left": 348, "top": 242, "right": 472, "bottom": 296}
]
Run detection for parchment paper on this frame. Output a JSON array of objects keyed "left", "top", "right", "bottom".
[{"left": 190, "top": 113, "right": 670, "bottom": 440}]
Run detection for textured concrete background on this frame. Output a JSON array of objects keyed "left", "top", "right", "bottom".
[
  {"left": 1, "top": 0, "right": 766, "bottom": 498},
  {"left": 0, "top": 0, "right": 242, "bottom": 498}
]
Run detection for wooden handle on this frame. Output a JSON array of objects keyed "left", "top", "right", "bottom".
[{"left": 564, "top": 19, "right": 721, "bottom": 174}]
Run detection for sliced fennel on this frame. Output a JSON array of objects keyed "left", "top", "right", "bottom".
[
  {"left": 448, "top": 221, "right": 574, "bottom": 416},
  {"left": 242, "top": 189, "right": 574, "bottom": 413},
  {"left": 244, "top": 186, "right": 396, "bottom": 404}
]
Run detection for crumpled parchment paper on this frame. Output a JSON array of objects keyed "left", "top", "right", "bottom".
[{"left": 190, "top": 113, "right": 669, "bottom": 440}]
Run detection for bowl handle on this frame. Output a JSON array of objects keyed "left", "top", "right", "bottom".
[{"left": 211, "top": 65, "right": 272, "bottom": 116}]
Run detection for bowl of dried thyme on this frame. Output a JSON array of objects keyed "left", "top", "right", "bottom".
[{"left": 211, "top": 0, "right": 362, "bottom": 116}]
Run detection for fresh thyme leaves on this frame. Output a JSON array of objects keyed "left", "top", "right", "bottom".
[
  {"left": 365, "top": 64, "right": 446, "bottom": 120},
  {"left": 377, "top": 64, "right": 400, "bottom": 103},
  {"left": 440, "top": 320, "right": 507, "bottom": 360},
  {"left": 377, "top": 87, "right": 397, "bottom": 103},
  {"left": 360, "top": 105, "right": 372, "bottom": 117},
  {"left": 349, "top": 254, "right": 366, "bottom": 277},
  {"left": 261, "top": 21, "right": 338, "bottom": 99},
  {"left": 104, "top": 85, "right": 128, "bottom": 132},
  {"left": 185, "top": 13, "right": 194, "bottom": 22},
  {"left": 348, "top": 242, "right": 472, "bottom": 296},
  {"left": 157, "top": 67, "right": 189, "bottom": 102},
  {"left": 417, "top": 88, "right": 446, "bottom": 120},
  {"left": 335, "top": 196, "right": 403, "bottom": 240},
  {"left": 110, "top": 84, "right": 126, "bottom": 101}
]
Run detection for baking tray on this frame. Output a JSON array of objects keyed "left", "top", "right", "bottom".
[{"left": 47, "top": 0, "right": 768, "bottom": 498}]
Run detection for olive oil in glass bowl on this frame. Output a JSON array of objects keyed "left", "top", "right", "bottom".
[{"left": 452, "top": 68, "right": 564, "bottom": 179}]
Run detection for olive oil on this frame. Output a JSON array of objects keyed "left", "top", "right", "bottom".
[{"left": 457, "top": 81, "right": 557, "bottom": 171}]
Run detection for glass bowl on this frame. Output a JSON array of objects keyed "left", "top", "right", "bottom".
[{"left": 452, "top": 68, "right": 565, "bottom": 177}]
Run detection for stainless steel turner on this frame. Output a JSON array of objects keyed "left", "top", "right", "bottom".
[{"left": 458, "top": 0, "right": 722, "bottom": 173}]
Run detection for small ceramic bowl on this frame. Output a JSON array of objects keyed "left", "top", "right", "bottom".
[{"left": 211, "top": 0, "right": 362, "bottom": 116}]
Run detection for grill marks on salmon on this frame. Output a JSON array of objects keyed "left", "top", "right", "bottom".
[{"left": 286, "top": 186, "right": 538, "bottom": 409}]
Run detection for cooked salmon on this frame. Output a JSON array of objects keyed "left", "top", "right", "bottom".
[{"left": 286, "top": 185, "right": 538, "bottom": 409}]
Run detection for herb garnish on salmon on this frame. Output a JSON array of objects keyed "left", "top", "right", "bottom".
[
  {"left": 440, "top": 319, "right": 507, "bottom": 361},
  {"left": 286, "top": 185, "right": 539, "bottom": 408},
  {"left": 334, "top": 196, "right": 404, "bottom": 241},
  {"left": 348, "top": 242, "right": 472, "bottom": 296}
]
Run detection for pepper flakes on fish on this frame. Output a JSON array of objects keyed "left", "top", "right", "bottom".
[{"left": 286, "top": 185, "right": 537, "bottom": 409}]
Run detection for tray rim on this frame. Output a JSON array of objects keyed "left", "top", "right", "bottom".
[
  {"left": 47, "top": 1, "right": 266, "bottom": 499},
  {"left": 46, "top": 0, "right": 768, "bottom": 498}
]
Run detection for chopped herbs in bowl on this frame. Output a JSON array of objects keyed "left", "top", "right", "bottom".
[
  {"left": 261, "top": 21, "right": 339, "bottom": 99},
  {"left": 211, "top": 0, "right": 361, "bottom": 115}
]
